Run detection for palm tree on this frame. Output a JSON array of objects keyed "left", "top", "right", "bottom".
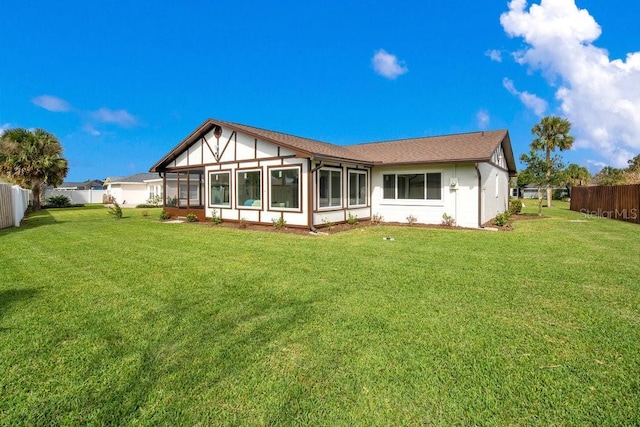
[
  {"left": 0, "top": 128, "right": 69, "bottom": 211},
  {"left": 563, "top": 163, "right": 591, "bottom": 196},
  {"left": 531, "top": 116, "right": 575, "bottom": 207}
]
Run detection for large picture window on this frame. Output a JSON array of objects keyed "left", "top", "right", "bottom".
[
  {"left": 270, "top": 167, "right": 300, "bottom": 210},
  {"left": 349, "top": 170, "right": 367, "bottom": 206},
  {"left": 210, "top": 172, "right": 230, "bottom": 207},
  {"left": 237, "top": 170, "right": 262, "bottom": 208},
  {"left": 319, "top": 169, "right": 342, "bottom": 208},
  {"left": 382, "top": 172, "right": 442, "bottom": 200}
]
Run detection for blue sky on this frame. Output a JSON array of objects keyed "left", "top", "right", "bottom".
[{"left": 2, "top": 0, "right": 639, "bottom": 181}]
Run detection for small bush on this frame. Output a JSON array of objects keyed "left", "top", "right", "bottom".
[
  {"left": 347, "top": 213, "right": 359, "bottom": 225},
  {"left": 159, "top": 210, "right": 171, "bottom": 220},
  {"left": 239, "top": 218, "right": 248, "bottom": 229},
  {"left": 406, "top": 214, "right": 417, "bottom": 226},
  {"left": 371, "top": 213, "right": 384, "bottom": 225},
  {"left": 493, "top": 211, "right": 511, "bottom": 227},
  {"left": 45, "top": 195, "right": 71, "bottom": 208},
  {"left": 211, "top": 210, "right": 222, "bottom": 225},
  {"left": 322, "top": 217, "right": 334, "bottom": 231},
  {"left": 272, "top": 216, "right": 286, "bottom": 230},
  {"left": 141, "top": 210, "right": 149, "bottom": 217},
  {"left": 509, "top": 199, "right": 523, "bottom": 215},
  {"left": 108, "top": 201, "right": 123, "bottom": 219},
  {"left": 441, "top": 213, "right": 456, "bottom": 227},
  {"left": 186, "top": 212, "right": 198, "bottom": 222}
]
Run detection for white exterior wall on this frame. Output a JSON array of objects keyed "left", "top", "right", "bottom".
[
  {"left": 477, "top": 162, "right": 510, "bottom": 225},
  {"left": 106, "top": 183, "right": 149, "bottom": 206},
  {"left": 202, "top": 127, "right": 310, "bottom": 227},
  {"left": 370, "top": 163, "right": 481, "bottom": 228},
  {"left": 310, "top": 161, "right": 371, "bottom": 227}
]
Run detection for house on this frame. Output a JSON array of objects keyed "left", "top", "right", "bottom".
[
  {"left": 103, "top": 173, "right": 163, "bottom": 207},
  {"left": 518, "top": 184, "right": 569, "bottom": 199},
  {"left": 149, "top": 119, "right": 517, "bottom": 228}
]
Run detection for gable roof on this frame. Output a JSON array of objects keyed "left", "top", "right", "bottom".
[
  {"left": 150, "top": 118, "right": 517, "bottom": 174},
  {"left": 105, "top": 173, "right": 160, "bottom": 184}
]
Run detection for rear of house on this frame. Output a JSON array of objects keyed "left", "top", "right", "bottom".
[{"left": 150, "top": 119, "right": 516, "bottom": 229}]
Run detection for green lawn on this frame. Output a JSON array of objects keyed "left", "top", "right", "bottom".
[{"left": 1, "top": 203, "right": 639, "bottom": 425}]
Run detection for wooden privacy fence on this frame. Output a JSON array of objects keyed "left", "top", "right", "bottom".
[
  {"left": 0, "top": 183, "right": 31, "bottom": 229},
  {"left": 570, "top": 184, "right": 640, "bottom": 224}
]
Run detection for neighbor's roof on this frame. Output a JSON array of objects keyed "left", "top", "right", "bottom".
[
  {"left": 150, "top": 118, "right": 516, "bottom": 174},
  {"left": 106, "top": 173, "right": 160, "bottom": 184}
]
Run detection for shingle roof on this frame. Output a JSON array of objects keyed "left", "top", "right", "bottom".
[
  {"left": 107, "top": 173, "right": 160, "bottom": 184},
  {"left": 150, "top": 119, "right": 516, "bottom": 174}
]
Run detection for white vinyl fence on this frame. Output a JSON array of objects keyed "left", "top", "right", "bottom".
[
  {"left": 0, "top": 183, "right": 31, "bottom": 229},
  {"left": 44, "top": 188, "right": 108, "bottom": 205}
]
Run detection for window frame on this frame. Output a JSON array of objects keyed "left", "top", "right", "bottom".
[
  {"left": 268, "top": 165, "right": 302, "bottom": 212},
  {"left": 209, "top": 170, "right": 231, "bottom": 208},
  {"left": 348, "top": 169, "right": 368, "bottom": 207},
  {"left": 318, "top": 167, "right": 343, "bottom": 210},
  {"left": 236, "top": 168, "right": 262, "bottom": 209},
  {"left": 382, "top": 172, "right": 443, "bottom": 202}
]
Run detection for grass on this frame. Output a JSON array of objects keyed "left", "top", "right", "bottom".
[{"left": 1, "top": 203, "right": 639, "bottom": 425}]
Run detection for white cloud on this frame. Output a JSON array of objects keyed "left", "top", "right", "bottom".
[
  {"left": 476, "top": 110, "right": 490, "bottom": 129},
  {"left": 91, "top": 108, "right": 138, "bottom": 128},
  {"left": 372, "top": 49, "right": 408, "bottom": 79},
  {"left": 502, "top": 77, "right": 548, "bottom": 116},
  {"left": 82, "top": 124, "right": 101, "bottom": 136},
  {"left": 485, "top": 49, "right": 503, "bottom": 62},
  {"left": 0, "top": 123, "right": 10, "bottom": 135},
  {"left": 32, "top": 95, "right": 71, "bottom": 112},
  {"left": 500, "top": 0, "right": 640, "bottom": 167}
]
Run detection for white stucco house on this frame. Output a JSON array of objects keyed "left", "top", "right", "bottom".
[
  {"left": 149, "top": 119, "right": 517, "bottom": 228},
  {"left": 103, "top": 173, "right": 163, "bottom": 207}
]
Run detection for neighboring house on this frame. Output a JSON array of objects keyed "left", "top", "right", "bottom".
[
  {"left": 55, "top": 179, "right": 104, "bottom": 190},
  {"left": 519, "top": 184, "right": 569, "bottom": 199},
  {"left": 149, "top": 119, "right": 517, "bottom": 228},
  {"left": 104, "top": 173, "right": 163, "bottom": 207}
]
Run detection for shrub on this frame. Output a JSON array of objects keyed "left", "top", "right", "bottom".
[
  {"left": 371, "top": 213, "right": 384, "bottom": 225},
  {"left": 45, "top": 195, "right": 71, "bottom": 208},
  {"left": 108, "top": 201, "right": 123, "bottom": 219},
  {"left": 347, "top": 213, "right": 359, "bottom": 225},
  {"left": 159, "top": 210, "right": 171, "bottom": 220},
  {"left": 239, "top": 218, "right": 248, "bottom": 229},
  {"left": 186, "top": 212, "right": 198, "bottom": 222},
  {"left": 509, "top": 199, "right": 523, "bottom": 215},
  {"left": 493, "top": 211, "right": 511, "bottom": 227},
  {"left": 141, "top": 210, "right": 149, "bottom": 218},
  {"left": 441, "top": 213, "right": 456, "bottom": 227},
  {"left": 211, "top": 210, "right": 222, "bottom": 225},
  {"left": 406, "top": 214, "right": 417, "bottom": 226},
  {"left": 272, "top": 216, "right": 286, "bottom": 230},
  {"left": 322, "top": 217, "right": 334, "bottom": 231}
]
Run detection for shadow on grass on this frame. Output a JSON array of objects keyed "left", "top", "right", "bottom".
[
  {"left": 0, "top": 210, "right": 58, "bottom": 236},
  {"left": 0, "top": 288, "right": 41, "bottom": 331}
]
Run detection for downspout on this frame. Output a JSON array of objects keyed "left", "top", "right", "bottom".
[
  {"left": 307, "top": 159, "right": 315, "bottom": 230},
  {"left": 475, "top": 163, "right": 484, "bottom": 228}
]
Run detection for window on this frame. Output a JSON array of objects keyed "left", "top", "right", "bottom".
[
  {"left": 349, "top": 170, "right": 367, "bottom": 206},
  {"left": 383, "top": 172, "right": 442, "bottom": 200},
  {"left": 237, "top": 170, "right": 262, "bottom": 208},
  {"left": 319, "top": 169, "right": 342, "bottom": 208},
  {"left": 270, "top": 167, "right": 300, "bottom": 209},
  {"left": 210, "top": 172, "right": 230, "bottom": 207}
]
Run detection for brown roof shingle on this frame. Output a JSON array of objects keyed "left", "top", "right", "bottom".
[{"left": 150, "top": 119, "right": 516, "bottom": 174}]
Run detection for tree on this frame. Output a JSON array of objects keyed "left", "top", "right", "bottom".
[
  {"left": 0, "top": 128, "right": 68, "bottom": 211},
  {"left": 593, "top": 166, "right": 624, "bottom": 186},
  {"left": 623, "top": 154, "right": 640, "bottom": 184},
  {"left": 530, "top": 116, "right": 575, "bottom": 207},
  {"left": 520, "top": 149, "right": 564, "bottom": 216},
  {"left": 562, "top": 163, "right": 591, "bottom": 196}
]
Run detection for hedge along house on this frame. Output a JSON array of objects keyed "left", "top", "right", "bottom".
[{"left": 149, "top": 119, "right": 517, "bottom": 229}]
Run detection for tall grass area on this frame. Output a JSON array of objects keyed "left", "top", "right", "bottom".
[{"left": 1, "top": 203, "right": 638, "bottom": 425}]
